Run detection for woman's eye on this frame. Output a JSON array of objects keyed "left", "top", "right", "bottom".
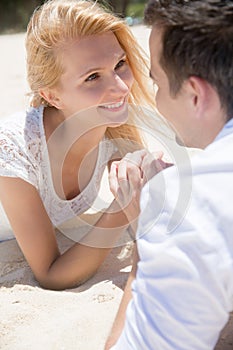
[
  {"left": 85, "top": 73, "right": 99, "bottom": 82},
  {"left": 115, "top": 59, "right": 127, "bottom": 70}
]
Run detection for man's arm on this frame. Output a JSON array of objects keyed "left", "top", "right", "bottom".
[
  {"left": 110, "top": 238, "right": 230, "bottom": 350},
  {"left": 108, "top": 160, "right": 232, "bottom": 350},
  {"left": 105, "top": 245, "right": 139, "bottom": 350},
  {"left": 106, "top": 150, "right": 175, "bottom": 348}
]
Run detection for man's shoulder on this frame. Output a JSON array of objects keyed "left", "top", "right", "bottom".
[{"left": 138, "top": 133, "right": 233, "bottom": 241}]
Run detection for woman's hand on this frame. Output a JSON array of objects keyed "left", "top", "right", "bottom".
[
  {"left": 109, "top": 149, "right": 172, "bottom": 235},
  {"left": 109, "top": 150, "right": 145, "bottom": 234},
  {"left": 140, "top": 150, "right": 172, "bottom": 185}
]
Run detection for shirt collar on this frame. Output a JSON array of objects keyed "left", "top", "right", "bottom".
[{"left": 214, "top": 118, "right": 233, "bottom": 142}]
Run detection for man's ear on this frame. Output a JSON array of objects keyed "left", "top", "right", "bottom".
[
  {"left": 39, "top": 89, "right": 63, "bottom": 109},
  {"left": 186, "top": 76, "right": 220, "bottom": 119}
]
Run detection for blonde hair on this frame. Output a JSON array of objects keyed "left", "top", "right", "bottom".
[{"left": 26, "top": 0, "right": 156, "bottom": 154}]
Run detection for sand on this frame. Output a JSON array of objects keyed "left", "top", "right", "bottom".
[{"left": 0, "top": 26, "right": 232, "bottom": 350}]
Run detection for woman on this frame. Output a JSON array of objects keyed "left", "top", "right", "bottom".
[{"left": 0, "top": 0, "right": 155, "bottom": 290}]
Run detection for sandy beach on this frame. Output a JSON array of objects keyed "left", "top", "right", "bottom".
[{"left": 0, "top": 26, "right": 232, "bottom": 350}]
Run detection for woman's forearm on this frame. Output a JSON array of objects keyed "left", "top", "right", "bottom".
[{"left": 39, "top": 200, "right": 129, "bottom": 290}]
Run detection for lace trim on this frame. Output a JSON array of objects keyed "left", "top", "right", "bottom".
[{"left": 0, "top": 106, "right": 116, "bottom": 226}]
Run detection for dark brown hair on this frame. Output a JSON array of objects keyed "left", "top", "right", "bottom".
[{"left": 144, "top": 0, "right": 233, "bottom": 119}]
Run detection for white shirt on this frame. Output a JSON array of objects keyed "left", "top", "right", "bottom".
[
  {"left": 112, "top": 119, "right": 233, "bottom": 350},
  {"left": 0, "top": 106, "right": 116, "bottom": 240}
]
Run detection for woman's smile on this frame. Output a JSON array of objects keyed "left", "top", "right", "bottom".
[{"left": 98, "top": 98, "right": 126, "bottom": 111}]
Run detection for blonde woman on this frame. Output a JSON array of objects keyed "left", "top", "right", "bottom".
[{"left": 0, "top": 0, "right": 156, "bottom": 290}]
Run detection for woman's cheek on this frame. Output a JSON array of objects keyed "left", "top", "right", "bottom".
[
  {"left": 118, "top": 67, "right": 134, "bottom": 90},
  {"left": 126, "top": 68, "right": 134, "bottom": 89},
  {"left": 80, "top": 87, "right": 104, "bottom": 108}
]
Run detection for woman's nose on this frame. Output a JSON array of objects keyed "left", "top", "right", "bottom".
[{"left": 108, "top": 73, "right": 129, "bottom": 95}]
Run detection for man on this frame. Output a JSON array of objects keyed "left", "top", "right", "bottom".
[{"left": 106, "top": 0, "right": 233, "bottom": 349}]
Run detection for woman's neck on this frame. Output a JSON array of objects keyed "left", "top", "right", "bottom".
[
  {"left": 43, "top": 106, "right": 107, "bottom": 200},
  {"left": 44, "top": 106, "right": 107, "bottom": 161}
]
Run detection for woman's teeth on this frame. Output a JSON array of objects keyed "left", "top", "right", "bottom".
[{"left": 101, "top": 100, "right": 124, "bottom": 109}]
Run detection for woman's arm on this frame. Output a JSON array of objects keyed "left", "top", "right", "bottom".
[{"left": 0, "top": 177, "right": 128, "bottom": 290}]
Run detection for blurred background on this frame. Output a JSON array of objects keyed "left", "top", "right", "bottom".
[{"left": 0, "top": 0, "right": 147, "bottom": 34}]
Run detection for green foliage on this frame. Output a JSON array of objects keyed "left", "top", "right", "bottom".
[
  {"left": 0, "top": 0, "right": 145, "bottom": 34},
  {"left": 0, "top": 0, "right": 45, "bottom": 34},
  {"left": 126, "top": 2, "right": 145, "bottom": 18},
  {"left": 104, "top": 0, "right": 146, "bottom": 18}
]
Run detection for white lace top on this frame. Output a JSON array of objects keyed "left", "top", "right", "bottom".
[{"left": 0, "top": 106, "right": 117, "bottom": 229}]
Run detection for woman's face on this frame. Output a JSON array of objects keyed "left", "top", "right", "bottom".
[{"left": 50, "top": 32, "right": 134, "bottom": 128}]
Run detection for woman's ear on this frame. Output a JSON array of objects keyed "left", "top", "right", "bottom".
[{"left": 39, "top": 89, "right": 63, "bottom": 109}]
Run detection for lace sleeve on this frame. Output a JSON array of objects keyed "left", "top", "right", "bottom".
[{"left": 0, "top": 127, "right": 38, "bottom": 189}]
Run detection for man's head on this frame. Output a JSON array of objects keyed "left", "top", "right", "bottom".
[{"left": 144, "top": 0, "right": 233, "bottom": 148}]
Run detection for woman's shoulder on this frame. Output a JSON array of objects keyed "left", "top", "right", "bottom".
[
  {"left": 0, "top": 105, "right": 44, "bottom": 141},
  {"left": 0, "top": 106, "right": 44, "bottom": 188},
  {"left": 0, "top": 111, "right": 26, "bottom": 148},
  {"left": 0, "top": 106, "right": 45, "bottom": 167}
]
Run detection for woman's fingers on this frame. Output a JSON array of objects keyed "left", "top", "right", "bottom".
[
  {"left": 141, "top": 151, "right": 173, "bottom": 185},
  {"left": 109, "top": 161, "right": 120, "bottom": 197},
  {"left": 108, "top": 153, "right": 144, "bottom": 221},
  {"left": 117, "top": 158, "right": 130, "bottom": 196},
  {"left": 109, "top": 149, "right": 172, "bottom": 206}
]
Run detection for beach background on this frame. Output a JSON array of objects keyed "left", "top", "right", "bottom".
[{"left": 0, "top": 25, "right": 232, "bottom": 350}]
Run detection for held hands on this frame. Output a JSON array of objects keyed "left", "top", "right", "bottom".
[{"left": 109, "top": 149, "right": 172, "bottom": 235}]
